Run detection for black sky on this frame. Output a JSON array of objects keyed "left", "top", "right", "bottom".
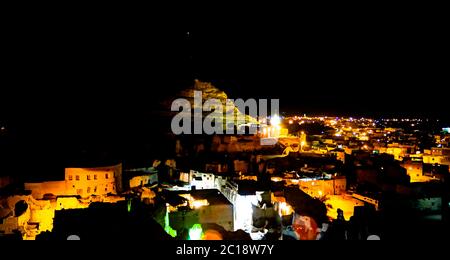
[{"left": 1, "top": 15, "right": 448, "bottom": 120}]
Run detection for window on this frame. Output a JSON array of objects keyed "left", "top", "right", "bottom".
[
  {"left": 105, "top": 187, "right": 108, "bottom": 192},
  {"left": 94, "top": 175, "right": 97, "bottom": 180},
  {"left": 68, "top": 175, "right": 73, "bottom": 181},
  {"left": 87, "top": 175, "right": 91, "bottom": 181},
  {"left": 87, "top": 187, "right": 91, "bottom": 194},
  {"left": 105, "top": 174, "right": 109, "bottom": 179},
  {"left": 77, "top": 189, "right": 83, "bottom": 195},
  {"left": 76, "top": 175, "right": 80, "bottom": 181},
  {"left": 94, "top": 186, "right": 97, "bottom": 193}
]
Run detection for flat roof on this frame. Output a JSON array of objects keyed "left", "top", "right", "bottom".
[{"left": 168, "top": 189, "right": 232, "bottom": 206}]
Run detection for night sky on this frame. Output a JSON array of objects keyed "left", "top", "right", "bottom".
[
  {"left": 2, "top": 16, "right": 448, "bottom": 119},
  {"left": 1, "top": 12, "right": 448, "bottom": 176}
]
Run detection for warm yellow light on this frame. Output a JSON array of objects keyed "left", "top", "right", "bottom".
[
  {"left": 289, "top": 120, "right": 294, "bottom": 125},
  {"left": 279, "top": 202, "right": 294, "bottom": 216},
  {"left": 192, "top": 199, "right": 209, "bottom": 209},
  {"left": 318, "top": 190, "right": 323, "bottom": 196},
  {"left": 271, "top": 177, "right": 283, "bottom": 182}
]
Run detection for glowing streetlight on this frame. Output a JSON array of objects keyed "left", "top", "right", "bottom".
[{"left": 270, "top": 114, "right": 281, "bottom": 127}]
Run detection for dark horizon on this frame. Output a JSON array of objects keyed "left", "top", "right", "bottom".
[{"left": 1, "top": 15, "right": 449, "bottom": 121}]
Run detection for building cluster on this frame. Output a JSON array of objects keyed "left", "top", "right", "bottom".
[
  {"left": 0, "top": 163, "right": 160, "bottom": 240},
  {"left": 1, "top": 113, "right": 449, "bottom": 240}
]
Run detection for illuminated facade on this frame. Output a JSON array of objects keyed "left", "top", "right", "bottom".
[
  {"left": 401, "top": 161, "right": 433, "bottom": 183},
  {"left": 298, "top": 177, "right": 346, "bottom": 198},
  {"left": 423, "top": 148, "right": 450, "bottom": 166},
  {"left": 25, "top": 164, "right": 122, "bottom": 199},
  {"left": 0, "top": 193, "right": 125, "bottom": 240}
]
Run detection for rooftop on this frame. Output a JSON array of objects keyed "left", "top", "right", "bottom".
[{"left": 167, "top": 189, "right": 232, "bottom": 206}]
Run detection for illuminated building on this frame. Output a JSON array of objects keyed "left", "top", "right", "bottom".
[
  {"left": 190, "top": 170, "right": 216, "bottom": 190},
  {"left": 298, "top": 177, "right": 347, "bottom": 198},
  {"left": 165, "top": 189, "right": 233, "bottom": 238},
  {"left": 25, "top": 164, "right": 122, "bottom": 199},
  {"left": 386, "top": 143, "right": 416, "bottom": 161},
  {"left": 330, "top": 148, "right": 346, "bottom": 163},
  {"left": 401, "top": 161, "right": 433, "bottom": 183},
  {"left": 219, "top": 179, "right": 268, "bottom": 233},
  {"left": 423, "top": 148, "right": 450, "bottom": 166},
  {"left": 124, "top": 167, "right": 158, "bottom": 189},
  {"left": 0, "top": 193, "right": 126, "bottom": 240}
]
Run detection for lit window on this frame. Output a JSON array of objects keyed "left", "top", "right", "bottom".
[{"left": 76, "top": 176, "right": 80, "bottom": 181}]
